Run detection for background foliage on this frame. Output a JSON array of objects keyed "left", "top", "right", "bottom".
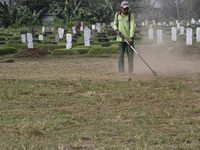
[{"left": 1, "top": 0, "right": 200, "bottom": 28}]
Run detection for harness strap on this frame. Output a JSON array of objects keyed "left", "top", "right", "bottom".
[{"left": 117, "top": 11, "right": 131, "bottom": 30}]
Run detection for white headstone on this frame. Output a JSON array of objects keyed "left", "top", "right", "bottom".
[
  {"left": 58, "top": 28, "right": 62, "bottom": 39},
  {"left": 152, "top": 20, "right": 156, "bottom": 26},
  {"left": 61, "top": 29, "right": 64, "bottom": 38},
  {"left": 196, "top": 27, "right": 200, "bottom": 42},
  {"left": 145, "top": 20, "right": 148, "bottom": 26},
  {"left": 157, "top": 29, "right": 162, "bottom": 44},
  {"left": 96, "top": 23, "right": 101, "bottom": 33},
  {"left": 80, "top": 26, "right": 83, "bottom": 31},
  {"left": 180, "top": 26, "right": 184, "bottom": 35},
  {"left": 171, "top": 27, "right": 177, "bottom": 41},
  {"left": 177, "top": 23, "right": 180, "bottom": 29},
  {"left": 72, "top": 27, "right": 76, "bottom": 34},
  {"left": 186, "top": 28, "right": 193, "bottom": 45},
  {"left": 28, "top": 42, "right": 33, "bottom": 49},
  {"left": 148, "top": 29, "right": 153, "bottom": 39},
  {"left": 21, "top": 34, "right": 26, "bottom": 43},
  {"left": 187, "top": 22, "right": 190, "bottom": 27},
  {"left": 84, "top": 27, "right": 91, "bottom": 46},
  {"left": 141, "top": 22, "right": 145, "bottom": 26},
  {"left": 191, "top": 18, "right": 196, "bottom": 25},
  {"left": 27, "top": 33, "right": 33, "bottom": 48},
  {"left": 27, "top": 33, "right": 33, "bottom": 43},
  {"left": 66, "top": 33, "right": 72, "bottom": 43},
  {"left": 42, "top": 27, "right": 45, "bottom": 33},
  {"left": 92, "top": 25, "right": 96, "bottom": 30},
  {"left": 39, "top": 35, "right": 43, "bottom": 41},
  {"left": 66, "top": 33, "right": 72, "bottom": 49},
  {"left": 111, "top": 22, "right": 114, "bottom": 28},
  {"left": 66, "top": 43, "right": 72, "bottom": 49}
]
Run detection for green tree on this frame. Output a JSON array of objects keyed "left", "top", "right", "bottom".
[
  {"left": 21, "top": 0, "right": 51, "bottom": 13},
  {"left": 0, "top": 2, "right": 18, "bottom": 27}
]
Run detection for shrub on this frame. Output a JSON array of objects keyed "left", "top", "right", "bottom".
[
  {"left": 0, "top": 46, "right": 17, "bottom": 55},
  {"left": 36, "top": 44, "right": 66, "bottom": 51},
  {"left": 8, "top": 36, "right": 21, "bottom": 40}
]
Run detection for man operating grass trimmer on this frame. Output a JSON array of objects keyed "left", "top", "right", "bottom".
[{"left": 114, "top": 1, "right": 156, "bottom": 76}]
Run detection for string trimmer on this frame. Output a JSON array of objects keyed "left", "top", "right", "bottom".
[{"left": 120, "top": 33, "right": 157, "bottom": 76}]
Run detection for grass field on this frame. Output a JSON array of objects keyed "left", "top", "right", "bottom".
[{"left": 0, "top": 44, "right": 200, "bottom": 149}]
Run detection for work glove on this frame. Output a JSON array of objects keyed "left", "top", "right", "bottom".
[{"left": 129, "top": 38, "right": 134, "bottom": 45}]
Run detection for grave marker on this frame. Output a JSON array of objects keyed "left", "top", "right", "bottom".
[
  {"left": 84, "top": 27, "right": 91, "bottom": 46},
  {"left": 72, "top": 27, "right": 76, "bottom": 34},
  {"left": 196, "top": 27, "right": 200, "bottom": 42},
  {"left": 96, "top": 23, "right": 101, "bottom": 33},
  {"left": 92, "top": 25, "right": 95, "bottom": 38},
  {"left": 191, "top": 18, "right": 196, "bottom": 25},
  {"left": 27, "top": 33, "right": 33, "bottom": 49},
  {"left": 55, "top": 34, "right": 59, "bottom": 43},
  {"left": 148, "top": 29, "right": 153, "bottom": 39},
  {"left": 66, "top": 33, "right": 72, "bottom": 49},
  {"left": 111, "top": 22, "right": 114, "bottom": 28},
  {"left": 21, "top": 34, "right": 26, "bottom": 43},
  {"left": 58, "top": 28, "right": 62, "bottom": 39},
  {"left": 42, "top": 27, "right": 45, "bottom": 33},
  {"left": 186, "top": 28, "right": 192, "bottom": 45},
  {"left": 157, "top": 29, "right": 162, "bottom": 44},
  {"left": 177, "top": 23, "right": 180, "bottom": 29},
  {"left": 171, "top": 27, "right": 177, "bottom": 41},
  {"left": 39, "top": 35, "right": 43, "bottom": 41},
  {"left": 180, "top": 26, "right": 184, "bottom": 35}
]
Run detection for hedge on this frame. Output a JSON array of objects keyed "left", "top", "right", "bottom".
[
  {"left": 0, "top": 46, "right": 17, "bottom": 55},
  {"left": 88, "top": 45, "right": 118, "bottom": 55},
  {"left": 52, "top": 47, "right": 90, "bottom": 55},
  {"left": 5, "top": 43, "right": 29, "bottom": 52}
]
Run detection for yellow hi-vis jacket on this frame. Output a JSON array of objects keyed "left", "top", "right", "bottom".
[{"left": 113, "top": 11, "right": 135, "bottom": 42}]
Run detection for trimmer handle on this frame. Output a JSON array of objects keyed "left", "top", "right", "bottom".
[{"left": 119, "top": 33, "right": 124, "bottom": 39}]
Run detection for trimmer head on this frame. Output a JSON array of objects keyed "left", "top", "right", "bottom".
[{"left": 153, "top": 71, "right": 157, "bottom": 76}]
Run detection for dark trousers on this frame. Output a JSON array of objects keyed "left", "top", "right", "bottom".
[{"left": 118, "top": 42, "right": 134, "bottom": 73}]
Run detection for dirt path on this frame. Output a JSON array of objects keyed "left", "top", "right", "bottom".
[{"left": 0, "top": 44, "right": 200, "bottom": 82}]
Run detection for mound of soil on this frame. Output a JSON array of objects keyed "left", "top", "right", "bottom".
[{"left": 14, "top": 48, "right": 50, "bottom": 57}]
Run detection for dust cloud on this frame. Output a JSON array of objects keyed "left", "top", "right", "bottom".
[{"left": 131, "top": 43, "right": 200, "bottom": 76}]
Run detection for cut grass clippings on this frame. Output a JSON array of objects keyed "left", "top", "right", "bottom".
[{"left": 0, "top": 76, "right": 200, "bottom": 149}]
